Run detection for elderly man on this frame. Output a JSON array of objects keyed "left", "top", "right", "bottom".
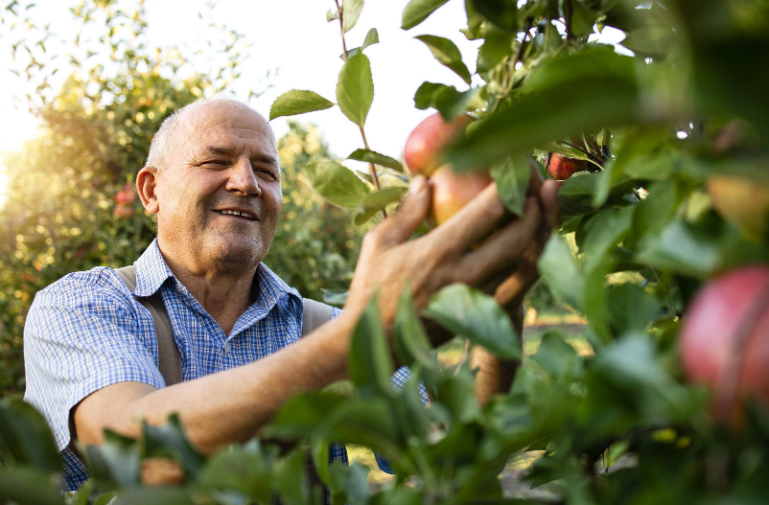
[{"left": 23, "top": 98, "right": 558, "bottom": 490}]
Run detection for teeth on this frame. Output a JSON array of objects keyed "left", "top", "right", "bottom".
[{"left": 217, "top": 210, "right": 254, "bottom": 220}]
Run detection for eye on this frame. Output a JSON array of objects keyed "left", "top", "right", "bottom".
[
  {"left": 256, "top": 168, "right": 278, "bottom": 181},
  {"left": 203, "top": 160, "right": 228, "bottom": 167}
]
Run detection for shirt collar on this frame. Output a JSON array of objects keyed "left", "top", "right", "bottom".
[
  {"left": 134, "top": 238, "right": 174, "bottom": 297},
  {"left": 133, "top": 238, "right": 302, "bottom": 309}
]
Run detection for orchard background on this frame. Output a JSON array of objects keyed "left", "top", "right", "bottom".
[{"left": 1, "top": 1, "right": 769, "bottom": 504}]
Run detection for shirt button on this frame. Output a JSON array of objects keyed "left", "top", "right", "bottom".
[{"left": 223, "top": 342, "right": 231, "bottom": 353}]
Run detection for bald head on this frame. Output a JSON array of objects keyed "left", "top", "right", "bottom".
[{"left": 145, "top": 98, "right": 277, "bottom": 173}]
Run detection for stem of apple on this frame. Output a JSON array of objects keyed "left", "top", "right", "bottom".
[{"left": 334, "top": 0, "right": 387, "bottom": 219}]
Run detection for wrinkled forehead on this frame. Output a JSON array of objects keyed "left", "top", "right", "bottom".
[{"left": 174, "top": 101, "right": 277, "bottom": 156}]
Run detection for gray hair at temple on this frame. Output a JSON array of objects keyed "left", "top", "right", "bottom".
[{"left": 144, "top": 96, "right": 250, "bottom": 173}]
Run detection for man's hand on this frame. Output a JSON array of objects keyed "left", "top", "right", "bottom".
[{"left": 344, "top": 173, "right": 550, "bottom": 343}]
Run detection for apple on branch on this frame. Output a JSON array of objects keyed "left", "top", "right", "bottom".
[
  {"left": 547, "top": 153, "right": 588, "bottom": 181},
  {"left": 679, "top": 265, "right": 769, "bottom": 427},
  {"left": 404, "top": 112, "right": 474, "bottom": 177}
]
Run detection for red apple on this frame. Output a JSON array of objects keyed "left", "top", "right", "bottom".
[
  {"left": 679, "top": 265, "right": 769, "bottom": 426},
  {"left": 115, "top": 183, "right": 136, "bottom": 205},
  {"left": 547, "top": 153, "right": 588, "bottom": 181},
  {"left": 429, "top": 165, "right": 492, "bottom": 226},
  {"left": 114, "top": 203, "right": 134, "bottom": 220},
  {"left": 707, "top": 175, "right": 769, "bottom": 237},
  {"left": 404, "top": 113, "right": 474, "bottom": 177}
]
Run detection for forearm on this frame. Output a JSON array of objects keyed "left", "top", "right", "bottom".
[
  {"left": 471, "top": 303, "right": 524, "bottom": 405},
  {"left": 79, "top": 310, "right": 357, "bottom": 454}
]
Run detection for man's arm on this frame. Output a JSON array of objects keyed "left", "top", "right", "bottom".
[
  {"left": 74, "top": 175, "right": 549, "bottom": 453},
  {"left": 74, "top": 309, "right": 358, "bottom": 453}
]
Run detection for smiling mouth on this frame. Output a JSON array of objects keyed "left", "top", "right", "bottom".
[{"left": 213, "top": 209, "right": 258, "bottom": 221}]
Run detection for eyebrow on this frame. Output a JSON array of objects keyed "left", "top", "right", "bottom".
[{"left": 205, "top": 145, "right": 281, "bottom": 169}]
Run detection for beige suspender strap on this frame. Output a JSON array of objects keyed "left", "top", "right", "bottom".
[
  {"left": 114, "top": 266, "right": 334, "bottom": 386},
  {"left": 301, "top": 298, "right": 334, "bottom": 337},
  {"left": 114, "top": 265, "right": 183, "bottom": 387}
]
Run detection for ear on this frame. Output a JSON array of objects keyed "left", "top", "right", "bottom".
[{"left": 137, "top": 166, "right": 160, "bottom": 215}]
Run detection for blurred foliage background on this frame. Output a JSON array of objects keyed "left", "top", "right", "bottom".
[{"left": 0, "top": 0, "right": 366, "bottom": 396}]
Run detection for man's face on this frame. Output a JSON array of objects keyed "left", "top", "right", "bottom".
[{"left": 152, "top": 101, "right": 282, "bottom": 271}]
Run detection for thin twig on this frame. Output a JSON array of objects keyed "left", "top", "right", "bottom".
[
  {"left": 503, "top": 19, "right": 533, "bottom": 92},
  {"left": 334, "top": 0, "right": 386, "bottom": 219},
  {"left": 454, "top": 339, "right": 471, "bottom": 376},
  {"left": 333, "top": 0, "right": 348, "bottom": 60}
]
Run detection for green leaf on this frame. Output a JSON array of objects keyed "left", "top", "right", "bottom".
[
  {"left": 490, "top": 154, "right": 531, "bottom": 217},
  {"left": 621, "top": 26, "right": 674, "bottom": 59},
  {"left": 402, "top": 0, "right": 450, "bottom": 30},
  {"left": 414, "top": 81, "right": 444, "bottom": 109},
  {"left": 353, "top": 186, "right": 407, "bottom": 225},
  {"left": 423, "top": 283, "right": 521, "bottom": 360},
  {"left": 269, "top": 90, "right": 334, "bottom": 120},
  {"left": 414, "top": 82, "right": 477, "bottom": 121},
  {"left": 393, "top": 285, "right": 440, "bottom": 373},
  {"left": 607, "top": 283, "right": 662, "bottom": 335},
  {"left": 323, "top": 400, "right": 405, "bottom": 466},
  {"left": 84, "top": 430, "right": 141, "bottom": 488},
  {"left": 113, "top": 488, "right": 193, "bottom": 505},
  {"left": 342, "top": 0, "right": 364, "bottom": 33},
  {"left": 432, "top": 85, "right": 478, "bottom": 121},
  {"left": 472, "top": 0, "right": 518, "bottom": 32},
  {"left": 273, "top": 449, "right": 309, "bottom": 505},
  {"left": 303, "top": 159, "right": 370, "bottom": 209},
  {"left": 538, "top": 234, "right": 584, "bottom": 312},
  {"left": 328, "top": 462, "right": 370, "bottom": 505},
  {"left": 434, "top": 361, "right": 480, "bottom": 422},
  {"left": 337, "top": 52, "right": 374, "bottom": 128},
  {"left": 415, "top": 35, "right": 472, "bottom": 85},
  {"left": 635, "top": 219, "right": 722, "bottom": 278},
  {"left": 569, "top": 0, "right": 599, "bottom": 38},
  {"left": 142, "top": 414, "right": 205, "bottom": 477},
  {"left": 348, "top": 295, "right": 395, "bottom": 398},
  {"left": 311, "top": 439, "right": 331, "bottom": 486},
  {"left": 580, "top": 206, "right": 635, "bottom": 275},
  {"left": 394, "top": 372, "right": 431, "bottom": 439},
  {"left": 346, "top": 28, "right": 380, "bottom": 58},
  {"left": 348, "top": 148, "right": 403, "bottom": 172},
  {"left": 532, "top": 331, "right": 583, "bottom": 381},
  {"left": 632, "top": 180, "right": 680, "bottom": 247},
  {"left": 476, "top": 27, "right": 514, "bottom": 73},
  {"left": 0, "top": 466, "right": 65, "bottom": 505},
  {"left": 198, "top": 442, "right": 273, "bottom": 504},
  {"left": 267, "top": 391, "right": 348, "bottom": 440},
  {"left": 449, "top": 50, "right": 643, "bottom": 171},
  {"left": 0, "top": 397, "right": 61, "bottom": 473},
  {"left": 327, "top": 9, "right": 339, "bottom": 22}
]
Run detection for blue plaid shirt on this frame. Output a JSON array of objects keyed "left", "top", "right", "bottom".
[{"left": 24, "top": 239, "right": 417, "bottom": 490}]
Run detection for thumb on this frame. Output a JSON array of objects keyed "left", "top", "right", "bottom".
[{"left": 375, "top": 175, "right": 431, "bottom": 246}]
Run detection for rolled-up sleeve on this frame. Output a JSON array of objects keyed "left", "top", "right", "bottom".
[{"left": 23, "top": 268, "right": 165, "bottom": 453}]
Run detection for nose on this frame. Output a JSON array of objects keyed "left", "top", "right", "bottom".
[{"left": 226, "top": 158, "right": 262, "bottom": 197}]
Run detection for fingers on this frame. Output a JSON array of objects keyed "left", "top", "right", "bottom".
[
  {"left": 493, "top": 255, "right": 540, "bottom": 307},
  {"left": 372, "top": 176, "right": 431, "bottom": 246},
  {"left": 429, "top": 182, "right": 507, "bottom": 252},
  {"left": 540, "top": 179, "right": 560, "bottom": 231},
  {"left": 458, "top": 197, "right": 541, "bottom": 285}
]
